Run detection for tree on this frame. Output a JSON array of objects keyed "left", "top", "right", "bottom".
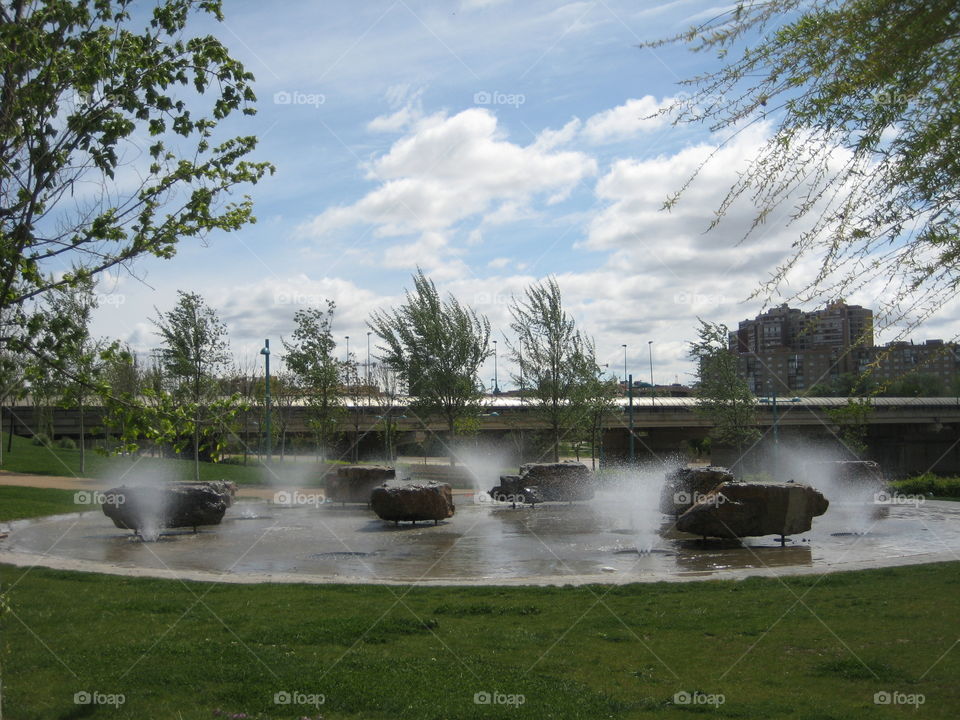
[
  {"left": 0, "top": 0, "right": 272, "bottom": 348},
  {"left": 651, "top": 1, "right": 960, "bottom": 316},
  {"left": 826, "top": 398, "right": 873, "bottom": 458},
  {"left": 282, "top": 301, "right": 345, "bottom": 462},
  {"left": 573, "top": 363, "right": 620, "bottom": 470},
  {"left": 152, "top": 290, "right": 232, "bottom": 479},
  {"left": 46, "top": 280, "right": 104, "bottom": 472},
  {"left": 369, "top": 270, "right": 490, "bottom": 464},
  {"left": 0, "top": 309, "right": 25, "bottom": 465},
  {"left": 507, "top": 277, "right": 592, "bottom": 463},
  {"left": 690, "top": 319, "right": 760, "bottom": 464}
]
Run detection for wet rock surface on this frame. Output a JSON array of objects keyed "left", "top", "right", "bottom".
[
  {"left": 326, "top": 465, "right": 396, "bottom": 503},
  {"left": 490, "top": 461, "right": 595, "bottom": 503},
  {"left": 660, "top": 466, "right": 736, "bottom": 515},
  {"left": 370, "top": 482, "right": 455, "bottom": 524},
  {"left": 676, "top": 482, "right": 829, "bottom": 539},
  {"left": 101, "top": 481, "right": 236, "bottom": 535}
]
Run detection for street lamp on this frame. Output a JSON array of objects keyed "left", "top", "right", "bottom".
[
  {"left": 366, "top": 331, "right": 372, "bottom": 387},
  {"left": 621, "top": 344, "right": 628, "bottom": 385},
  {"left": 493, "top": 339, "right": 499, "bottom": 394},
  {"left": 648, "top": 340, "right": 654, "bottom": 407},
  {"left": 344, "top": 335, "right": 350, "bottom": 363},
  {"left": 259, "top": 339, "right": 271, "bottom": 464},
  {"left": 759, "top": 383, "right": 800, "bottom": 472}
]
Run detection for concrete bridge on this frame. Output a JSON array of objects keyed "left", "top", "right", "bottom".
[{"left": 6, "top": 396, "right": 960, "bottom": 476}]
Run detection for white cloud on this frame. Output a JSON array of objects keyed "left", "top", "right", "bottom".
[
  {"left": 301, "top": 108, "right": 597, "bottom": 238},
  {"left": 582, "top": 95, "right": 671, "bottom": 144},
  {"left": 487, "top": 257, "right": 511, "bottom": 269}
]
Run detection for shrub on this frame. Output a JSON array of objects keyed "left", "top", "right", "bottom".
[
  {"left": 30, "top": 433, "right": 50, "bottom": 447},
  {"left": 892, "top": 473, "right": 960, "bottom": 498},
  {"left": 56, "top": 437, "right": 77, "bottom": 450}
]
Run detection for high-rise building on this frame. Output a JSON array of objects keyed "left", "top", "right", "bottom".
[{"left": 729, "top": 303, "right": 875, "bottom": 393}]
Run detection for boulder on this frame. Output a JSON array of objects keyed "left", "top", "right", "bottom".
[
  {"left": 811, "top": 459, "right": 887, "bottom": 518},
  {"left": 326, "top": 465, "right": 395, "bottom": 503},
  {"left": 660, "top": 466, "right": 735, "bottom": 515},
  {"left": 489, "top": 476, "right": 543, "bottom": 505},
  {"left": 370, "top": 482, "right": 455, "bottom": 524},
  {"left": 101, "top": 482, "right": 236, "bottom": 537},
  {"left": 676, "top": 482, "right": 829, "bottom": 539},
  {"left": 497, "top": 461, "right": 595, "bottom": 502}
]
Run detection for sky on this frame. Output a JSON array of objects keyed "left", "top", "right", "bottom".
[{"left": 83, "top": 0, "right": 957, "bottom": 390}]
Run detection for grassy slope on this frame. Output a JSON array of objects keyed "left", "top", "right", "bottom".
[
  {"left": 0, "top": 434, "right": 330, "bottom": 486},
  {"left": 0, "top": 562, "right": 958, "bottom": 719},
  {"left": 0, "top": 486, "right": 82, "bottom": 521}
]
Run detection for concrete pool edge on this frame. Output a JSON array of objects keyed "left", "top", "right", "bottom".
[{"left": 1, "top": 546, "right": 957, "bottom": 587}]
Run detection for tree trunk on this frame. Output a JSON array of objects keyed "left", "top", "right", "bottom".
[{"left": 79, "top": 400, "right": 85, "bottom": 474}]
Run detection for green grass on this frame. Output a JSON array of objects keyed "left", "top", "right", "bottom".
[
  {"left": 1, "top": 561, "right": 958, "bottom": 719},
  {"left": 892, "top": 473, "right": 960, "bottom": 499},
  {"left": 0, "top": 434, "right": 333, "bottom": 486},
  {"left": 0, "top": 485, "right": 82, "bottom": 521}
]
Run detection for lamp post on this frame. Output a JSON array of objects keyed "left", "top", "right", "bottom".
[
  {"left": 259, "top": 339, "right": 271, "bottom": 464},
  {"left": 621, "top": 344, "right": 627, "bottom": 385},
  {"left": 493, "top": 340, "right": 499, "bottom": 394},
  {"left": 519, "top": 338, "right": 525, "bottom": 463},
  {"left": 366, "top": 331, "right": 371, "bottom": 386},
  {"left": 648, "top": 340, "right": 654, "bottom": 407},
  {"left": 344, "top": 335, "right": 350, "bottom": 363},
  {"left": 759, "top": 383, "right": 800, "bottom": 474}
]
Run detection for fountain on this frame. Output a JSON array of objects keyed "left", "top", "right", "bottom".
[
  {"left": 2, "top": 448, "right": 957, "bottom": 585},
  {"left": 101, "top": 481, "right": 237, "bottom": 540}
]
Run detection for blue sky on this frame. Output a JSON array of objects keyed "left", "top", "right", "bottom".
[{"left": 87, "top": 0, "right": 951, "bottom": 388}]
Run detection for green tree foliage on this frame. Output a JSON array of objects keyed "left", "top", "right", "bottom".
[
  {"left": 652, "top": 1, "right": 960, "bottom": 314},
  {"left": 151, "top": 290, "right": 235, "bottom": 479},
  {"left": 282, "top": 301, "right": 345, "bottom": 462},
  {"left": 826, "top": 398, "right": 873, "bottom": 458},
  {"left": 690, "top": 319, "right": 760, "bottom": 457},
  {"left": 507, "top": 277, "right": 595, "bottom": 463},
  {"left": 0, "top": 0, "right": 272, "bottom": 350},
  {"left": 369, "top": 270, "right": 490, "bottom": 463}
]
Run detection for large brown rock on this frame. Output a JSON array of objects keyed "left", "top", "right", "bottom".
[
  {"left": 101, "top": 481, "right": 236, "bottom": 537},
  {"left": 676, "top": 482, "right": 829, "bottom": 539},
  {"left": 660, "top": 466, "right": 735, "bottom": 515},
  {"left": 326, "top": 465, "right": 395, "bottom": 503},
  {"left": 370, "top": 482, "right": 455, "bottom": 524},
  {"left": 490, "top": 461, "right": 594, "bottom": 503}
]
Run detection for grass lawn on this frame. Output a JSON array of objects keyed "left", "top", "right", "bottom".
[
  {"left": 0, "top": 435, "right": 332, "bottom": 486},
  {"left": 1, "top": 555, "right": 958, "bottom": 717},
  {"left": 0, "top": 486, "right": 83, "bottom": 521}
]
